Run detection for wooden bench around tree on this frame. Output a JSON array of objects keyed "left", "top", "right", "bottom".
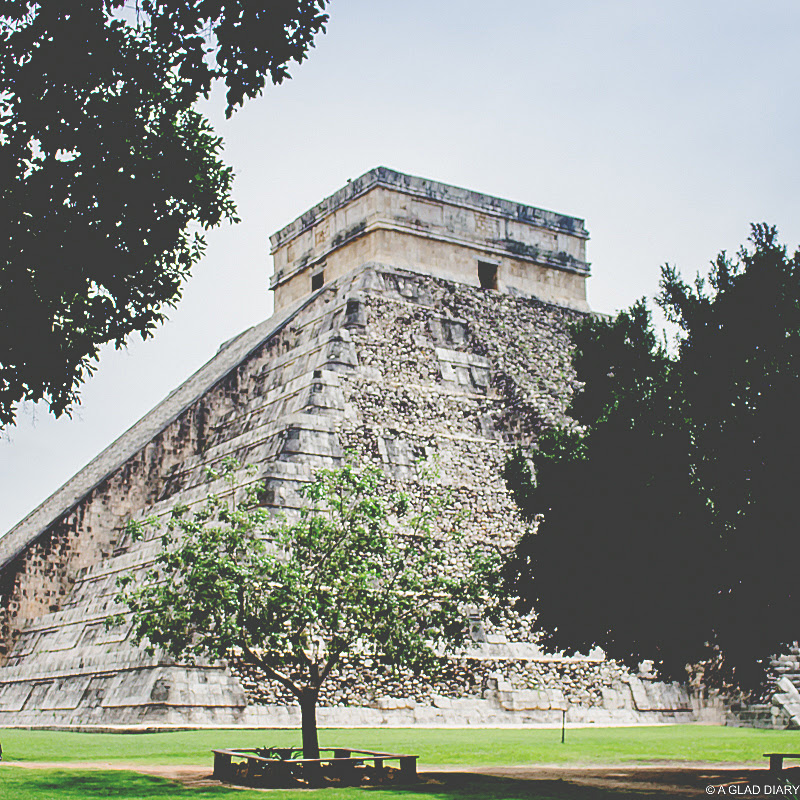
[
  {"left": 764, "top": 753, "right": 800, "bottom": 773},
  {"left": 212, "top": 747, "right": 418, "bottom": 786}
]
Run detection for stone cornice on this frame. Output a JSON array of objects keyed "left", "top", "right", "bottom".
[{"left": 269, "top": 166, "right": 589, "bottom": 253}]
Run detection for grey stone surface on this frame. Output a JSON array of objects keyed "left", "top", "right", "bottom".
[
  {"left": 771, "top": 666, "right": 800, "bottom": 728},
  {"left": 270, "top": 167, "right": 589, "bottom": 259},
  {"left": 731, "top": 645, "right": 800, "bottom": 729}
]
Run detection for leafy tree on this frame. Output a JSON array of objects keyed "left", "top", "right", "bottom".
[
  {"left": 117, "top": 460, "right": 501, "bottom": 757},
  {"left": 0, "top": 1, "right": 329, "bottom": 426},
  {"left": 504, "top": 302, "right": 712, "bottom": 681},
  {"left": 505, "top": 226, "right": 800, "bottom": 691},
  {"left": 102, "top": 1, "right": 331, "bottom": 115},
  {"left": 659, "top": 224, "right": 800, "bottom": 689}
]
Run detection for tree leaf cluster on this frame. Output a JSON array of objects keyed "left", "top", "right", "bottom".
[
  {"left": 117, "top": 460, "right": 502, "bottom": 751},
  {"left": 0, "top": 1, "right": 328, "bottom": 426},
  {"left": 505, "top": 225, "right": 800, "bottom": 691},
  {"left": 102, "top": 1, "right": 330, "bottom": 115}
]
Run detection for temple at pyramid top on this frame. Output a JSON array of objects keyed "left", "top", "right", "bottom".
[{"left": 269, "top": 167, "right": 590, "bottom": 312}]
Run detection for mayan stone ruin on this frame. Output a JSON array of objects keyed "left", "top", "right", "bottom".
[{"left": 0, "top": 167, "right": 709, "bottom": 728}]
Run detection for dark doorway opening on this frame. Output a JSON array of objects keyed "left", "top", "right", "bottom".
[
  {"left": 478, "top": 261, "right": 498, "bottom": 290},
  {"left": 311, "top": 270, "right": 325, "bottom": 292}
]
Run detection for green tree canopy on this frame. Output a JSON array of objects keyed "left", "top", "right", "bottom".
[
  {"left": 0, "top": 1, "right": 329, "bottom": 426},
  {"left": 118, "top": 460, "right": 502, "bottom": 757},
  {"left": 505, "top": 225, "right": 800, "bottom": 691}
]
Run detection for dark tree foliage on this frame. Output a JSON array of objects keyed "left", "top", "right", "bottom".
[
  {"left": 0, "top": 1, "right": 328, "bottom": 426},
  {"left": 506, "top": 225, "right": 800, "bottom": 691},
  {"left": 504, "top": 303, "right": 712, "bottom": 682},
  {"left": 659, "top": 224, "right": 800, "bottom": 688},
  {"left": 103, "top": 1, "right": 331, "bottom": 114}
]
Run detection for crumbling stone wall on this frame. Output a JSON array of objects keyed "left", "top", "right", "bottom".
[
  {"left": 223, "top": 268, "right": 617, "bottom": 712},
  {"left": 233, "top": 654, "right": 629, "bottom": 709},
  {"left": 335, "top": 270, "right": 582, "bottom": 557},
  {"left": 228, "top": 267, "right": 592, "bottom": 709}
]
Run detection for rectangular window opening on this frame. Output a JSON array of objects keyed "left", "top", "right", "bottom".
[
  {"left": 311, "top": 270, "right": 325, "bottom": 292},
  {"left": 478, "top": 261, "right": 498, "bottom": 290}
]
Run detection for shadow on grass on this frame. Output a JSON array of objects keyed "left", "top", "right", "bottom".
[
  {"left": 0, "top": 767, "right": 670, "bottom": 800},
  {"left": 0, "top": 769, "right": 226, "bottom": 800},
  {"left": 6, "top": 766, "right": 800, "bottom": 800},
  {"left": 403, "top": 773, "right": 645, "bottom": 799},
  {"left": 398, "top": 766, "right": 800, "bottom": 799}
]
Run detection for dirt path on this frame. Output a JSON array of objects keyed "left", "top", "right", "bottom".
[{"left": 4, "top": 760, "right": 796, "bottom": 796}]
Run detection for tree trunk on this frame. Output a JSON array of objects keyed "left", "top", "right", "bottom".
[{"left": 299, "top": 690, "right": 320, "bottom": 760}]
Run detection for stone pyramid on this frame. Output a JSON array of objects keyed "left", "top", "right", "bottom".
[{"left": 0, "top": 168, "right": 696, "bottom": 728}]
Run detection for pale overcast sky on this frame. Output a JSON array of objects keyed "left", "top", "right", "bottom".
[{"left": 2, "top": 0, "right": 799, "bottom": 534}]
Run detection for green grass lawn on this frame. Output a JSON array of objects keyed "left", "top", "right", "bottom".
[{"left": 1, "top": 725, "right": 799, "bottom": 766}]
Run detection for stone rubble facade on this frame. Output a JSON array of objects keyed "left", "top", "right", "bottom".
[
  {"left": 727, "top": 645, "right": 800, "bottom": 729},
  {"left": 0, "top": 168, "right": 716, "bottom": 728}
]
